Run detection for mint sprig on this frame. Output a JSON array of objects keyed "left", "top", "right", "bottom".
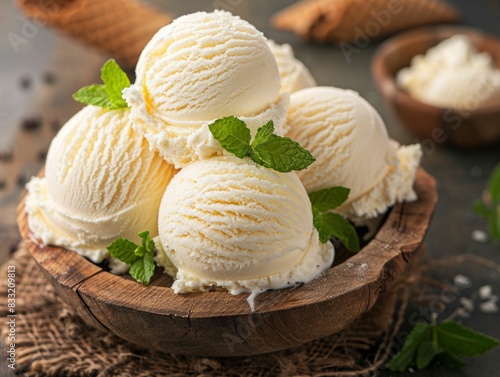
[
  {"left": 107, "top": 231, "right": 156, "bottom": 285},
  {"left": 208, "top": 116, "right": 315, "bottom": 173},
  {"left": 386, "top": 320, "right": 499, "bottom": 372},
  {"left": 474, "top": 164, "right": 500, "bottom": 241},
  {"left": 208, "top": 116, "right": 251, "bottom": 158},
  {"left": 73, "top": 59, "right": 130, "bottom": 110},
  {"left": 309, "top": 187, "right": 360, "bottom": 252}
]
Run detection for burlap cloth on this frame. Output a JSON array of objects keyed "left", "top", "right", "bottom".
[{"left": 1, "top": 245, "right": 497, "bottom": 376}]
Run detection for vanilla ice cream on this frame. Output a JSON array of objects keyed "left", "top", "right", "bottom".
[
  {"left": 285, "top": 87, "right": 422, "bottom": 219},
  {"left": 26, "top": 106, "right": 176, "bottom": 272},
  {"left": 267, "top": 40, "right": 316, "bottom": 94},
  {"left": 397, "top": 35, "right": 500, "bottom": 109},
  {"left": 124, "top": 10, "right": 288, "bottom": 168},
  {"left": 155, "top": 156, "right": 334, "bottom": 309}
]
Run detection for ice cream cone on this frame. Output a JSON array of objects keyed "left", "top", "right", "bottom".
[
  {"left": 17, "top": 0, "right": 172, "bottom": 67},
  {"left": 272, "top": 0, "right": 459, "bottom": 43}
]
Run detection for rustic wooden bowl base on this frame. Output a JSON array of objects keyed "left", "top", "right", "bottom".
[{"left": 18, "top": 169, "right": 437, "bottom": 357}]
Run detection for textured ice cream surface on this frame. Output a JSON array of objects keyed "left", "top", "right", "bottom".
[
  {"left": 397, "top": 34, "right": 500, "bottom": 109},
  {"left": 124, "top": 10, "right": 288, "bottom": 168},
  {"left": 267, "top": 40, "right": 316, "bottom": 94},
  {"left": 286, "top": 86, "right": 422, "bottom": 219},
  {"left": 25, "top": 106, "right": 176, "bottom": 272},
  {"left": 156, "top": 156, "right": 334, "bottom": 305}
]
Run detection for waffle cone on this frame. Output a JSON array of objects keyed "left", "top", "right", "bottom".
[
  {"left": 17, "top": 0, "right": 172, "bottom": 67},
  {"left": 272, "top": 0, "right": 459, "bottom": 43}
]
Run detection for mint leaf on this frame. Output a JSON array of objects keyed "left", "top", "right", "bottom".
[
  {"left": 139, "top": 230, "right": 155, "bottom": 254},
  {"left": 106, "top": 231, "right": 157, "bottom": 285},
  {"left": 436, "top": 321, "right": 499, "bottom": 357},
  {"left": 208, "top": 116, "right": 251, "bottom": 158},
  {"left": 473, "top": 199, "right": 490, "bottom": 217},
  {"left": 73, "top": 84, "right": 111, "bottom": 108},
  {"left": 208, "top": 117, "right": 316, "bottom": 173},
  {"left": 388, "top": 321, "right": 499, "bottom": 372},
  {"left": 475, "top": 164, "right": 500, "bottom": 241},
  {"left": 252, "top": 134, "right": 315, "bottom": 172},
  {"left": 251, "top": 120, "right": 274, "bottom": 147},
  {"left": 107, "top": 238, "right": 140, "bottom": 265},
  {"left": 73, "top": 59, "right": 130, "bottom": 110},
  {"left": 129, "top": 252, "right": 155, "bottom": 285},
  {"left": 489, "top": 212, "right": 500, "bottom": 240},
  {"left": 312, "top": 208, "right": 331, "bottom": 244},
  {"left": 134, "top": 246, "right": 146, "bottom": 258},
  {"left": 323, "top": 213, "right": 360, "bottom": 252},
  {"left": 101, "top": 59, "right": 130, "bottom": 109},
  {"left": 488, "top": 164, "right": 500, "bottom": 202},
  {"left": 386, "top": 322, "right": 431, "bottom": 372},
  {"left": 312, "top": 210, "right": 359, "bottom": 251},
  {"left": 308, "top": 187, "right": 350, "bottom": 213},
  {"left": 416, "top": 341, "right": 442, "bottom": 369},
  {"left": 309, "top": 186, "right": 359, "bottom": 251},
  {"left": 436, "top": 351, "right": 466, "bottom": 369}
]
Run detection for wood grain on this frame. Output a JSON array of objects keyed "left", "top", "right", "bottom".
[
  {"left": 17, "top": 168, "right": 437, "bottom": 356},
  {"left": 372, "top": 26, "right": 500, "bottom": 149}
]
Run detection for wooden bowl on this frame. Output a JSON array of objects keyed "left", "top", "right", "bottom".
[
  {"left": 372, "top": 26, "right": 500, "bottom": 149},
  {"left": 18, "top": 169, "right": 437, "bottom": 357}
]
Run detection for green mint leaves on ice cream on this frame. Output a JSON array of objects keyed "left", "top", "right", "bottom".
[
  {"left": 209, "top": 115, "right": 358, "bottom": 251},
  {"left": 309, "top": 187, "right": 360, "bottom": 252},
  {"left": 73, "top": 59, "right": 130, "bottom": 110},
  {"left": 107, "top": 231, "right": 156, "bottom": 285},
  {"left": 208, "top": 116, "right": 315, "bottom": 173}
]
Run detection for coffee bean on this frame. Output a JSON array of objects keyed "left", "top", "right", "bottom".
[
  {"left": 43, "top": 71, "right": 57, "bottom": 85},
  {"left": 19, "top": 75, "right": 32, "bottom": 90},
  {"left": 21, "top": 116, "right": 42, "bottom": 131},
  {"left": 0, "top": 150, "right": 13, "bottom": 162}
]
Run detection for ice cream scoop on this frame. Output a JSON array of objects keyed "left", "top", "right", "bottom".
[
  {"left": 124, "top": 10, "right": 288, "bottom": 168},
  {"left": 25, "top": 106, "right": 176, "bottom": 272},
  {"left": 285, "top": 86, "right": 422, "bottom": 219},
  {"left": 267, "top": 40, "right": 316, "bottom": 94},
  {"left": 397, "top": 35, "right": 500, "bottom": 109},
  {"left": 155, "top": 155, "right": 334, "bottom": 309}
]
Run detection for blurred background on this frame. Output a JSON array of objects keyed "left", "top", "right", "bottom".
[{"left": 0, "top": 0, "right": 499, "bottom": 376}]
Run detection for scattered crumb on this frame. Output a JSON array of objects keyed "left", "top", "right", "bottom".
[
  {"left": 408, "top": 367, "right": 415, "bottom": 373},
  {"left": 460, "top": 297, "right": 474, "bottom": 312},
  {"left": 454, "top": 274, "right": 472, "bottom": 289},
  {"left": 457, "top": 307, "right": 471, "bottom": 318},
  {"left": 360, "top": 263, "right": 368, "bottom": 269},
  {"left": 480, "top": 300, "right": 499, "bottom": 314},
  {"left": 346, "top": 262, "right": 353, "bottom": 268},
  {"left": 470, "top": 166, "right": 482, "bottom": 177},
  {"left": 471, "top": 230, "right": 489, "bottom": 243},
  {"left": 479, "top": 285, "right": 492, "bottom": 300}
]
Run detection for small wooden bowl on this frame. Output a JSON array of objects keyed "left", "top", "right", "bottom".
[
  {"left": 18, "top": 169, "right": 437, "bottom": 357},
  {"left": 372, "top": 26, "right": 500, "bottom": 149}
]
